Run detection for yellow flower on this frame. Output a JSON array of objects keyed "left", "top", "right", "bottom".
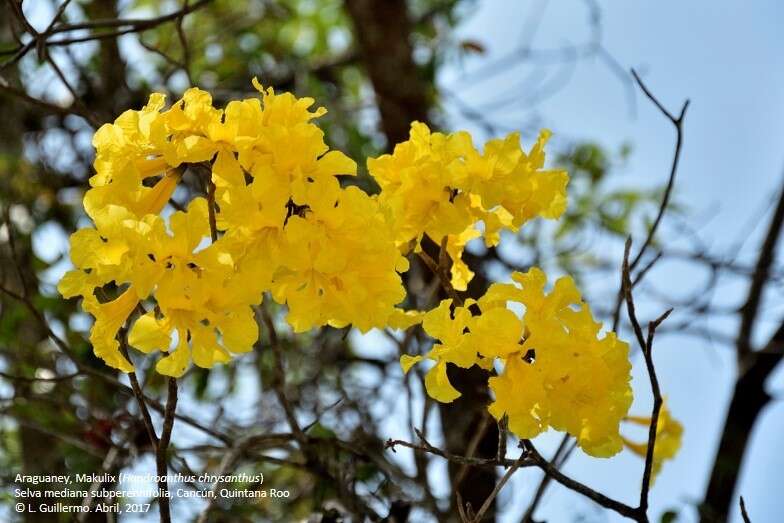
[
  {"left": 402, "top": 267, "right": 633, "bottom": 458},
  {"left": 488, "top": 354, "right": 547, "bottom": 437},
  {"left": 82, "top": 289, "right": 139, "bottom": 372},
  {"left": 368, "top": 122, "right": 476, "bottom": 244},
  {"left": 368, "top": 122, "right": 567, "bottom": 291},
  {"left": 493, "top": 268, "right": 632, "bottom": 457},
  {"left": 60, "top": 194, "right": 258, "bottom": 375},
  {"left": 400, "top": 299, "right": 482, "bottom": 402},
  {"left": 623, "top": 401, "right": 683, "bottom": 482},
  {"left": 128, "top": 304, "right": 257, "bottom": 378},
  {"left": 271, "top": 178, "right": 407, "bottom": 332},
  {"left": 61, "top": 80, "right": 366, "bottom": 374}
]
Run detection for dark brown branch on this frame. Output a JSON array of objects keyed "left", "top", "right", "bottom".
[
  {"left": 737, "top": 173, "right": 784, "bottom": 357},
  {"left": 48, "top": 0, "right": 213, "bottom": 35},
  {"left": 622, "top": 238, "right": 647, "bottom": 351},
  {"left": 702, "top": 171, "right": 784, "bottom": 522},
  {"left": 524, "top": 441, "right": 640, "bottom": 520},
  {"left": 206, "top": 178, "right": 218, "bottom": 242},
  {"left": 620, "top": 238, "right": 673, "bottom": 521},
  {"left": 119, "top": 339, "right": 160, "bottom": 454},
  {"left": 416, "top": 238, "right": 464, "bottom": 305},
  {"left": 0, "top": 0, "right": 213, "bottom": 71},
  {"left": 638, "top": 309, "right": 671, "bottom": 513},
  {"left": 520, "top": 434, "right": 573, "bottom": 522},
  {"left": 156, "top": 378, "right": 178, "bottom": 523},
  {"left": 628, "top": 70, "right": 689, "bottom": 269},
  {"left": 473, "top": 453, "right": 527, "bottom": 522},
  {"left": 612, "top": 70, "right": 689, "bottom": 331},
  {"left": 386, "top": 430, "right": 522, "bottom": 469},
  {"left": 740, "top": 496, "right": 751, "bottom": 523}
]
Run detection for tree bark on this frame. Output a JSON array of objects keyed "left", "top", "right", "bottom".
[{"left": 343, "top": 0, "right": 430, "bottom": 147}]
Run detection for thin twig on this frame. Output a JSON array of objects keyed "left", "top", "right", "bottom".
[
  {"left": 259, "top": 306, "right": 307, "bottom": 443},
  {"left": 638, "top": 309, "right": 671, "bottom": 513},
  {"left": 473, "top": 452, "right": 527, "bottom": 522},
  {"left": 740, "top": 496, "right": 752, "bottom": 523},
  {"left": 156, "top": 378, "right": 178, "bottom": 523},
  {"left": 612, "top": 70, "right": 688, "bottom": 331},
  {"left": 524, "top": 441, "right": 639, "bottom": 520},
  {"left": 386, "top": 431, "right": 522, "bottom": 469},
  {"left": 416, "top": 238, "right": 463, "bottom": 305},
  {"left": 622, "top": 238, "right": 647, "bottom": 351},
  {"left": 206, "top": 178, "right": 218, "bottom": 242},
  {"left": 628, "top": 69, "right": 689, "bottom": 270},
  {"left": 119, "top": 340, "right": 159, "bottom": 452},
  {"left": 622, "top": 237, "right": 673, "bottom": 519},
  {"left": 520, "top": 434, "right": 572, "bottom": 523}
]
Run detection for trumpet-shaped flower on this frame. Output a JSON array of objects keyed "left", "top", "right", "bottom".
[
  {"left": 623, "top": 401, "right": 683, "bottom": 482},
  {"left": 368, "top": 122, "right": 567, "bottom": 291},
  {"left": 402, "top": 267, "right": 633, "bottom": 458},
  {"left": 271, "top": 178, "right": 407, "bottom": 332}
]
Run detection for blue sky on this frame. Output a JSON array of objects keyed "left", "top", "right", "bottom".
[{"left": 434, "top": 1, "right": 784, "bottom": 521}]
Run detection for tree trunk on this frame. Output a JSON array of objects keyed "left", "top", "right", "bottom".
[{"left": 343, "top": 2, "right": 499, "bottom": 519}]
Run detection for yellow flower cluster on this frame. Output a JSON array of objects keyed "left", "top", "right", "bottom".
[
  {"left": 58, "top": 81, "right": 679, "bottom": 467},
  {"left": 403, "top": 268, "right": 633, "bottom": 457},
  {"left": 59, "top": 80, "right": 407, "bottom": 376},
  {"left": 623, "top": 401, "right": 684, "bottom": 481},
  {"left": 369, "top": 122, "right": 568, "bottom": 290}
]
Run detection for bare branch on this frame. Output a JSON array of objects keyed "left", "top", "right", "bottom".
[
  {"left": 472, "top": 453, "right": 527, "bottom": 522},
  {"left": 612, "top": 70, "right": 688, "bottom": 330},
  {"left": 737, "top": 172, "right": 784, "bottom": 357},
  {"left": 155, "top": 378, "right": 178, "bottom": 523},
  {"left": 524, "top": 441, "right": 639, "bottom": 520},
  {"left": 740, "top": 496, "right": 752, "bottom": 523}
]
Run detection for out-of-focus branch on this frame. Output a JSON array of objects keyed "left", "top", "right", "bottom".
[
  {"left": 737, "top": 173, "right": 784, "bottom": 357},
  {"left": 344, "top": 0, "right": 430, "bottom": 147},
  {"left": 702, "top": 171, "right": 784, "bottom": 522},
  {"left": 472, "top": 453, "right": 528, "bottom": 522},
  {"left": 386, "top": 429, "right": 522, "bottom": 469},
  {"left": 0, "top": 0, "right": 213, "bottom": 72},
  {"left": 740, "top": 496, "right": 752, "bottom": 523}
]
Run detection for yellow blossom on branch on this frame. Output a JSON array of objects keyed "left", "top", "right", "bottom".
[
  {"left": 401, "top": 267, "right": 633, "bottom": 458},
  {"left": 623, "top": 401, "right": 684, "bottom": 482},
  {"left": 368, "top": 122, "right": 568, "bottom": 290}
]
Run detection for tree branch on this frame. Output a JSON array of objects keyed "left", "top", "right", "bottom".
[{"left": 612, "top": 69, "right": 689, "bottom": 331}]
